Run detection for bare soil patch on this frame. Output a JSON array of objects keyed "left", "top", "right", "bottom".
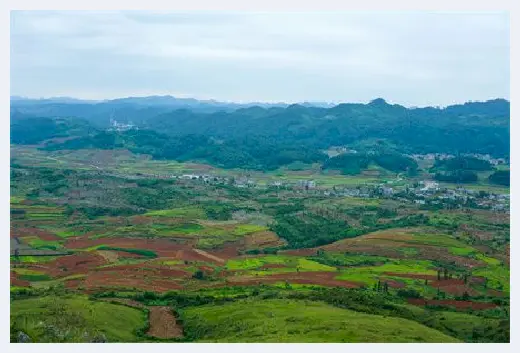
[
  {"left": 43, "top": 252, "right": 106, "bottom": 277},
  {"left": 65, "top": 237, "right": 191, "bottom": 257},
  {"left": 147, "top": 307, "right": 184, "bottom": 339},
  {"left": 83, "top": 271, "right": 184, "bottom": 292},
  {"left": 10, "top": 271, "right": 30, "bottom": 287},
  {"left": 243, "top": 231, "right": 285, "bottom": 249},
  {"left": 11, "top": 227, "right": 61, "bottom": 241}
]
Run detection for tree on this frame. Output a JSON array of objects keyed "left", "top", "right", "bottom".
[{"left": 193, "top": 270, "right": 204, "bottom": 280}]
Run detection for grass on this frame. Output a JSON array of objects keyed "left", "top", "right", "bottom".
[
  {"left": 179, "top": 298, "right": 460, "bottom": 342},
  {"left": 157, "top": 259, "right": 184, "bottom": 266},
  {"left": 473, "top": 266, "right": 510, "bottom": 292},
  {"left": 12, "top": 268, "right": 46, "bottom": 276},
  {"left": 391, "top": 303, "right": 507, "bottom": 342},
  {"left": 23, "top": 237, "right": 63, "bottom": 250},
  {"left": 233, "top": 224, "right": 267, "bottom": 236},
  {"left": 10, "top": 196, "right": 25, "bottom": 204},
  {"left": 262, "top": 170, "right": 380, "bottom": 188},
  {"left": 10, "top": 256, "right": 59, "bottom": 263},
  {"left": 449, "top": 247, "right": 476, "bottom": 256},
  {"left": 19, "top": 274, "right": 52, "bottom": 282},
  {"left": 10, "top": 295, "right": 146, "bottom": 342},
  {"left": 335, "top": 260, "right": 436, "bottom": 287},
  {"left": 96, "top": 246, "right": 158, "bottom": 258},
  {"left": 227, "top": 255, "right": 336, "bottom": 273},
  {"left": 330, "top": 197, "right": 382, "bottom": 207},
  {"left": 55, "top": 229, "right": 80, "bottom": 238},
  {"left": 475, "top": 254, "right": 501, "bottom": 266},
  {"left": 145, "top": 206, "right": 206, "bottom": 219},
  {"left": 309, "top": 253, "right": 388, "bottom": 267},
  {"left": 439, "top": 182, "right": 509, "bottom": 195}
]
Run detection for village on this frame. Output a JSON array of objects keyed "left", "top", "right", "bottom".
[{"left": 122, "top": 170, "right": 509, "bottom": 214}]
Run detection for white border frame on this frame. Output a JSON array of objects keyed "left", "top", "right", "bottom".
[{"left": 1, "top": 1, "right": 517, "bottom": 352}]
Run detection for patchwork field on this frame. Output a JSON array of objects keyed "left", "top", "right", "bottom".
[{"left": 10, "top": 148, "right": 510, "bottom": 342}]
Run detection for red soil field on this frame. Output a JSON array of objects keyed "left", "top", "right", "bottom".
[
  {"left": 64, "top": 237, "right": 224, "bottom": 262},
  {"left": 428, "top": 279, "right": 480, "bottom": 296},
  {"left": 407, "top": 298, "right": 498, "bottom": 310},
  {"left": 11, "top": 227, "right": 61, "bottom": 241},
  {"left": 226, "top": 271, "right": 362, "bottom": 288},
  {"left": 210, "top": 243, "right": 242, "bottom": 259},
  {"left": 39, "top": 252, "right": 106, "bottom": 277},
  {"left": 10, "top": 271, "right": 30, "bottom": 287},
  {"left": 379, "top": 278, "right": 406, "bottom": 288},
  {"left": 64, "top": 278, "right": 85, "bottom": 289},
  {"left": 243, "top": 231, "right": 285, "bottom": 249},
  {"left": 147, "top": 307, "right": 184, "bottom": 339},
  {"left": 94, "top": 263, "right": 191, "bottom": 278},
  {"left": 83, "top": 271, "right": 184, "bottom": 293}
]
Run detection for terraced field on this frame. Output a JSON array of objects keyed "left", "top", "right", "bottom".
[{"left": 10, "top": 150, "right": 510, "bottom": 342}]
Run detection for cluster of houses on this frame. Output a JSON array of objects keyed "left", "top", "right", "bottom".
[
  {"left": 397, "top": 182, "right": 509, "bottom": 213},
  {"left": 410, "top": 153, "right": 453, "bottom": 161},
  {"left": 122, "top": 169, "right": 509, "bottom": 213},
  {"left": 108, "top": 119, "right": 138, "bottom": 132},
  {"left": 463, "top": 153, "right": 508, "bottom": 166},
  {"left": 409, "top": 152, "right": 508, "bottom": 166}
]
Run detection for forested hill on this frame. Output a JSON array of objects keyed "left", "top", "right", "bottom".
[
  {"left": 143, "top": 98, "right": 510, "bottom": 157},
  {"left": 10, "top": 98, "right": 510, "bottom": 170}
]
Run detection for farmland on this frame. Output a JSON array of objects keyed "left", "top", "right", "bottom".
[{"left": 10, "top": 145, "right": 510, "bottom": 343}]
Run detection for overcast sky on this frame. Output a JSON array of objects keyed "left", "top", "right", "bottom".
[{"left": 10, "top": 11, "right": 509, "bottom": 106}]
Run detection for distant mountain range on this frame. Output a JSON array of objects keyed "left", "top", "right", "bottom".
[
  {"left": 10, "top": 95, "right": 291, "bottom": 110},
  {"left": 11, "top": 95, "right": 510, "bottom": 159}
]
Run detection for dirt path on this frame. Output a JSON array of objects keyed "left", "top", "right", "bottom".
[
  {"left": 193, "top": 249, "right": 226, "bottom": 264},
  {"left": 147, "top": 306, "right": 184, "bottom": 339}
]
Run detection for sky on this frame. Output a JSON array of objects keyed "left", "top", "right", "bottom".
[{"left": 10, "top": 11, "right": 510, "bottom": 107}]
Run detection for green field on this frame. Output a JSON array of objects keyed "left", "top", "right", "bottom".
[
  {"left": 145, "top": 206, "right": 207, "bottom": 219},
  {"left": 10, "top": 143, "right": 510, "bottom": 343},
  {"left": 179, "top": 298, "right": 460, "bottom": 342},
  {"left": 10, "top": 296, "right": 146, "bottom": 342},
  {"left": 473, "top": 266, "right": 510, "bottom": 292},
  {"left": 335, "top": 259, "right": 437, "bottom": 287},
  {"left": 227, "top": 255, "right": 336, "bottom": 273}
]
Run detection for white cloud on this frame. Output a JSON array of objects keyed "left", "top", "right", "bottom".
[{"left": 10, "top": 11, "right": 509, "bottom": 106}]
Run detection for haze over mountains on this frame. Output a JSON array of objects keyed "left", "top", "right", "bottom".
[{"left": 10, "top": 95, "right": 510, "bottom": 173}]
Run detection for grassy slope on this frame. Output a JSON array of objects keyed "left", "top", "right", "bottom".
[
  {"left": 10, "top": 296, "right": 146, "bottom": 342},
  {"left": 179, "top": 298, "right": 460, "bottom": 343}
]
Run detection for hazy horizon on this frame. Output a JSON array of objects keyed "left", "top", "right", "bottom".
[
  {"left": 11, "top": 11, "right": 510, "bottom": 107},
  {"left": 9, "top": 93, "right": 510, "bottom": 109}
]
